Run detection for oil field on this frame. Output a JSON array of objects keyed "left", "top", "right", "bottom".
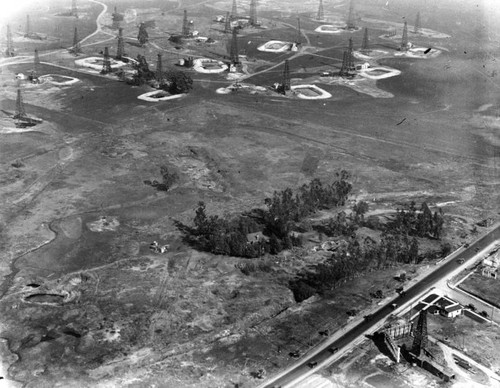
[{"left": 0, "top": 0, "right": 499, "bottom": 387}]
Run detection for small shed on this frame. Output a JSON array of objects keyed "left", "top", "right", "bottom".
[{"left": 441, "top": 304, "right": 463, "bottom": 318}]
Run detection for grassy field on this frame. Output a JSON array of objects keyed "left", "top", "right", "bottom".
[{"left": 459, "top": 272, "right": 500, "bottom": 308}]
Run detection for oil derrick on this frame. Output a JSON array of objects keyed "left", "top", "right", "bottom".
[
  {"left": 71, "top": 0, "right": 78, "bottom": 17},
  {"left": 69, "top": 26, "right": 82, "bottom": 55},
  {"left": 101, "top": 46, "right": 112, "bottom": 74},
  {"left": 295, "top": 17, "right": 302, "bottom": 45},
  {"left": 26, "top": 15, "right": 31, "bottom": 36},
  {"left": 229, "top": 27, "right": 239, "bottom": 64},
  {"left": 231, "top": 0, "right": 238, "bottom": 19},
  {"left": 116, "top": 27, "right": 124, "bottom": 59},
  {"left": 346, "top": 0, "right": 355, "bottom": 30},
  {"left": 5, "top": 25, "right": 15, "bottom": 57},
  {"left": 361, "top": 27, "right": 369, "bottom": 51},
  {"left": 249, "top": 0, "right": 257, "bottom": 26},
  {"left": 14, "top": 88, "right": 27, "bottom": 120},
  {"left": 339, "top": 38, "right": 355, "bottom": 76},
  {"left": 156, "top": 53, "right": 163, "bottom": 82},
  {"left": 401, "top": 21, "right": 408, "bottom": 50},
  {"left": 411, "top": 309, "right": 428, "bottom": 356},
  {"left": 414, "top": 12, "right": 421, "bottom": 34},
  {"left": 317, "top": 0, "right": 324, "bottom": 20},
  {"left": 182, "top": 10, "right": 190, "bottom": 37},
  {"left": 34, "top": 48, "right": 40, "bottom": 66},
  {"left": 224, "top": 12, "right": 231, "bottom": 33},
  {"left": 281, "top": 59, "right": 290, "bottom": 93}
]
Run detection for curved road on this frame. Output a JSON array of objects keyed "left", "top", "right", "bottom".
[{"left": 261, "top": 224, "right": 500, "bottom": 388}]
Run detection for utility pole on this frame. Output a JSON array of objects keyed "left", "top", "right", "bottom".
[
  {"left": 249, "top": 0, "right": 257, "bottom": 26},
  {"left": 229, "top": 27, "right": 239, "bottom": 64},
  {"left": 401, "top": 21, "right": 408, "bottom": 50},
  {"left": 361, "top": 27, "right": 369, "bottom": 52},
  {"left": 231, "top": 0, "right": 237, "bottom": 19},
  {"left": 69, "top": 26, "right": 82, "bottom": 55},
  {"left": 414, "top": 12, "right": 421, "bottom": 34},
  {"left": 116, "top": 27, "right": 124, "bottom": 59},
  {"left": 317, "top": 0, "right": 324, "bottom": 21},
  {"left": 101, "top": 46, "right": 112, "bottom": 74},
  {"left": 346, "top": 0, "right": 355, "bottom": 30},
  {"left": 182, "top": 10, "right": 190, "bottom": 37},
  {"left": 5, "top": 25, "right": 15, "bottom": 57},
  {"left": 224, "top": 11, "right": 231, "bottom": 33},
  {"left": 156, "top": 53, "right": 163, "bottom": 82}
]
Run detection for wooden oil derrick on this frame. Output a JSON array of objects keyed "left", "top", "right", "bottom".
[
  {"left": 295, "top": 16, "right": 302, "bottom": 45},
  {"left": 14, "top": 88, "right": 26, "bottom": 120},
  {"left": 361, "top": 27, "right": 369, "bottom": 51},
  {"left": 5, "top": 25, "right": 15, "bottom": 57},
  {"left": 346, "top": 0, "right": 355, "bottom": 30},
  {"left": 249, "top": 0, "right": 257, "bottom": 26},
  {"left": 156, "top": 53, "right": 163, "bottom": 82},
  {"left": 231, "top": 0, "right": 238, "bottom": 19},
  {"left": 282, "top": 59, "right": 290, "bottom": 93},
  {"left": 116, "top": 27, "right": 124, "bottom": 59},
  {"left": 401, "top": 21, "right": 408, "bottom": 50},
  {"left": 182, "top": 10, "right": 190, "bottom": 37},
  {"left": 69, "top": 26, "right": 82, "bottom": 55},
  {"left": 317, "top": 0, "right": 324, "bottom": 20},
  {"left": 411, "top": 309, "right": 428, "bottom": 356},
  {"left": 26, "top": 15, "right": 31, "bottom": 36},
  {"left": 229, "top": 27, "right": 239, "bottom": 64},
  {"left": 339, "top": 38, "right": 355, "bottom": 76},
  {"left": 101, "top": 46, "right": 112, "bottom": 74},
  {"left": 71, "top": 0, "right": 78, "bottom": 18},
  {"left": 414, "top": 12, "right": 421, "bottom": 33},
  {"left": 224, "top": 12, "right": 231, "bottom": 33}
]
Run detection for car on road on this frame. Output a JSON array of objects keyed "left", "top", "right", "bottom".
[
  {"left": 457, "top": 258, "right": 465, "bottom": 264},
  {"left": 289, "top": 351, "right": 300, "bottom": 358},
  {"left": 308, "top": 361, "right": 318, "bottom": 368},
  {"left": 328, "top": 347, "right": 339, "bottom": 354}
]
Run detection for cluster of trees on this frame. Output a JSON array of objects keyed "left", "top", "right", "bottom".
[
  {"left": 389, "top": 202, "right": 445, "bottom": 239},
  {"left": 127, "top": 55, "right": 193, "bottom": 94},
  {"left": 175, "top": 173, "right": 353, "bottom": 258},
  {"left": 137, "top": 23, "right": 149, "bottom": 46},
  {"left": 315, "top": 210, "right": 358, "bottom": 238},
  {"left": 290, "top": 233, "right": 420, "bottom": 302}
]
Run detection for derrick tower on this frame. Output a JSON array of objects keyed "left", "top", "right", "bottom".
[
  {"left": 14, "top": 88, "right": 27, "bottom": 120},
  {"left": 295, "top": 16, "right": 302, "bottom": 45},
  {"left": 182, "top": 10, "right": 190, "bottom": 37},
  {"left": 346, "top": 0, "right": 355, "bottom": 30},
  {"left": 339, "top": 38, "right": 355, "bottom": 76},
  {"left": 26, "top": 15, "right": 31, "bottom": 36},
  {"left": 229, "top": 27, "right": 239, "bottom": 64},
  {"left": 5, "top": 25, "right": 15, "bottom": 57},
  {"left": 224, "top": 11, "right": 231, "bottom": 33},
  {"left": 249, "top": 0, "right": 257, "bottom": 26},
  {"left": 116, "top": 27, "right": 124, "bottom": 59},
  {"left": 101, "top": 46, "right": 112, "bottom": 74},
  {"left": 156, "top": 53, "right": 163, "bottom": 82},
  {"left": 317, "top": 0, "right": 324, "bottom": 20},
  {"left": 361, "top": 27, "right": 369, "bottom": 51},
  {"left": 411, "top": 309, "right": 428, "bottom": 356},
  {"left": 71, "top": 0, "right": 78, "bottom": 18},
  {"left": 401, "top": 21, "right": 408, "bottom": 50},
  {"left": 69, "top": 26, "right": 82, "bottom": 55},
  {"left": 414, "top": 12, "right": 421, "bottom": 34},
  {"left": 231, "top": 0, "right": 238, "bottom": 19},
  {"left": 282, "top": 59, "right": 290, "bottom": 92},
  {"left": 34, "top": 49, "right": 40, "bottom": 73}
]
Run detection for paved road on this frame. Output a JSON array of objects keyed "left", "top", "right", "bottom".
[{"left": 261, "top": 224, "right": 500, "bottom": 388}]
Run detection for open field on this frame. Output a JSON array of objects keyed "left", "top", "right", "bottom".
[
  {"left": 0, "top": 0, "right": 499, "bottom": 387},
  {"left": 459, "top": 273, "right": 500, "bottom": 309}
]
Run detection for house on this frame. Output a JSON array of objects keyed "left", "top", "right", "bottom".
[
  {"left": 246, "top": 231, "right": 269, "bottom": 244},
  {"left": 440, "top": 304, "right": 463, "bottom": 318},
  {"left": 482, "top": 266, "right": 498, "bottom": 279}
]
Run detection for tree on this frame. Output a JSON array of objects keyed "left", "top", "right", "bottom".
[
  {"left": 161, "top": 70, "right": 193, "bottom": 94},
  {"left": 137, "top": 23, "right": 149, "bottom": 46},
  {"left": 352, "top": 200, "right": 369, "bottom": 223}
]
